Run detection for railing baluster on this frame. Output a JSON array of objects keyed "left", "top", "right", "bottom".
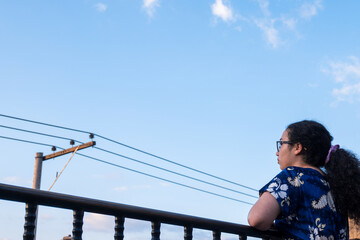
[
  {"left": 1, "top": 183, "right": 281, "bottom": 240},
  {"left": 213, "top": 230, "right": 221, "bottom": 240},
  {"left": 184, "top": 226, "right": 193, "bottom": 240},
  {"left": 72, "top": 210, "right": 84, "bottom": 240},
  {"left": 23, "top": 203, "right": 37, "bottom": 240},
  {"left": 114, "top": 216, "right": 125, "bottom": 240},
  {"left": 151, "top": 221, "right": 161, "bottom": 240}
]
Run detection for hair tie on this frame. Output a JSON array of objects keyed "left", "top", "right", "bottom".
[{"left": 325, "top": 144, "right": 339, "bottom": 165}]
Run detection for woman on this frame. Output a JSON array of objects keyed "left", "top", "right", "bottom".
[{"left": 248, "top": 120, "right": 360, "bottom": 240}]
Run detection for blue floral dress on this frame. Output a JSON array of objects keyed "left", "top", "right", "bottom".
[{"left": 260, "top": 167, "right": 348, "bottom": 240}]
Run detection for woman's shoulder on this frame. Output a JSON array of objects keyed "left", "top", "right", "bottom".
[
  {"left": 274, "top": 166, "right": 327, "bottom": 188},
  {"left": 280, "top": 166, "right": 325, "bottom": 178},
  {"left": 260, "top": 167, "right": 328, "bottom": 194}
]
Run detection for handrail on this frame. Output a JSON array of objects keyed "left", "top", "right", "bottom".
[{"left": 0, "top": 183, "right": 282, "bottom": 239}]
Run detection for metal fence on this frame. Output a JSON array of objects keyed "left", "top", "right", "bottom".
[{"left": 0, "top": 183, "right": 282, "bottom": 240}]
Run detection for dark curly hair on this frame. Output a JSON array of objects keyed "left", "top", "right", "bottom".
[{"left": 287, "top": 120, "right": 360, "bottom": 224}]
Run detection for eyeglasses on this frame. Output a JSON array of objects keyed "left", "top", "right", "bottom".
[{"left": 276, "top": 140, "right": 294, "bottom": 152}]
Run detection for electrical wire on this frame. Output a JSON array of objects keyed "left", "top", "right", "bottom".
[
  {"left": 0, "top": 125, "right": 84, "bottom": 144},
  {"left": 0, "top": 135, "right": 60, "bottom": 149},
  {"left": 76, "top": 152, "right": 254, "bottom": 205},
  {"left": 95, "top": 146, "right": 258, "bottom": 198},
  {"left": 0, "top": 113, "right": 258, "bottom": 192},
  {"left": 0, "top": 114, "right": 90, "bottom": 134},
  {"left": 95, "top": 134, "right": 258, "bottom": 192},
  {"left": 0, "top": 135, "right": 255, "bottom": 205},
  {"left": 0, "top": 123, "right": 258, "bottom": 198}
]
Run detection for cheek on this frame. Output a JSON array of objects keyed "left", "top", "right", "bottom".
[{"left": 278, "top": 149, "right": 283, "bottom": 156}]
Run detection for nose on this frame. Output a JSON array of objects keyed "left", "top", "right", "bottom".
[{"left": 276, "top": 151, "right": 279, "bottom": 156}]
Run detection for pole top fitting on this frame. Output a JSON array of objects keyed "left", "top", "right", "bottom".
[{"left": 36, "top": 152, "right": 44, "bottom": 157}]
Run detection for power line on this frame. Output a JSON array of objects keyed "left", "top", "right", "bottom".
[
  {"left": 0, "top": 125, "right": 84, "bottom": 144},
  {"left": 0, "top": 114, "right": 90, "bottom": 134},
  {"left": 95, "top": 146, "right": 258, "bottom": 198},
  {"left": 0, "top": 113, "right": 258, "bottom": 192},
  {"left": 95, "top": 135, "right": 258, "bottom": 192},
  {"left": 0, "top": 123, "right": 257, "bottom": 198},
  {"left": 0, "top": 134, "right": 255, "bottom": 205},
  {"left": 0, "top": 135, "right": 61, "bottom": 149},
  {"left": 0, "top": 123, "right": 258, "bottom": 198},
  {"left": 76, "top": 152, "right": 254, "bottom": 205}
]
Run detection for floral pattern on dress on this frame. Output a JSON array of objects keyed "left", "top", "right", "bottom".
[
  {"left": 281, "top": 196, "right": 291, "bottom": 207},
  {"left": 285, "top": 213, "right": 298, "bottom": 225},
  {"left": 311, "top": 192, "right": 336, "bottom": 212},
  {"left": 309, "top": 219, "right": 333, "bottom": 240},
  {"left": 321, "top": 179, "right": 330, "bottom": 188},
  {"left": 309, "top": 225, "right": 334, "bottom": 240},
  {"left": 326, "top": 192, "right": 336, "bottom": 212},
  {"left": 338, "top": 228, "right": 347, "bottom": 240},
  {"left": 259, "top": 167, "right": 348, "bottom": 240},
  {"left": 288, "top": 172, "right": 304, "bottom": 187},
  {"left": 266, "top": 177, "right": 288, "bottom": 199}
]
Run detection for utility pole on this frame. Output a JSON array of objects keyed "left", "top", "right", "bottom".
[
  {"left": 29, "top": 141, "right": 96, "bottom": 240},
  {"left": 27, "top": 153, "right": 43, "bottom": 240},
  {"left": 33, "top": 153, "right": 43, "bottom": 190},
  {"left": 32, "top": 141, "right": 96, "bottom": 190}
]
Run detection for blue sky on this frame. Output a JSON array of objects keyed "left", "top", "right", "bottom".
[{"left": 1, "top": 0, "right": 360, "bottom": 239}]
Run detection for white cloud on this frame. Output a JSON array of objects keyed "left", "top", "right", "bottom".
[
  {"left": 254, "top": 18, "right": 281, "bottom": 48},
  {"left": 257, "top": 0, "right": 270, "bottom": 17},
  {"left": 82, "top": 216, "right": 227, "bottom": 240},
  {"left": 251, "top": 0, "right": 324, "bottom": 48},
  {"left": 125, "top": 219, "right": 150, "bottom": 232},
  {"left": 143, "top": 0, "right": 160, "bottom": 17},
  {"left": 2, "top": 176, "right": 30, "bottom": 185},
  {"left": 253, "top": 0, "right": 281, "bottom": 49},
  {"left": 84, "top": 213, "right": 113, "bottom": 232},
  {"left": 281, "top": 17, "right": 297, "bottom": 30},
  {"left": 209, "top": 0, "right": 323, "bottom": 49},
  {"left": 211, "top": 0, "right": 235, "bottom": 23},
  {"left": 299, "top": 0, "right": 323, "bottom": 20},
  {"left": 95, "top": 3, "right": 107, "bottom": 13},
  {"left": 84, "top": 215, "right": 150, "bottom": 235},
  {"left": 235, "top": 26, "right": 242, "bottom": 32},
  {"left": 333, "top": 83, "right": 360, "bottom": 103},
  {"left": 328, "top": 56, "right": 360, "bottom": 83},
  {"left": 4, "top": 176, "right": 20, "bottom": 183},
  {"left": 325, "top": 56, "right": 360, "bottom": 103}
]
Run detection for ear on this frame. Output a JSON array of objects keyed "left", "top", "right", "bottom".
[{"left": 293, "top": 143, "right": 303, "bottom": 155}]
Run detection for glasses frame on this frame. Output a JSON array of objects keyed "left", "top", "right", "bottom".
[{"left": 276, "top": 140, "right": 294, "bottom": 152}]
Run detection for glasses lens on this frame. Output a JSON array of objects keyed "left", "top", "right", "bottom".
[{"left": 277, "top": 141, "right": 282, "bottom": 151}]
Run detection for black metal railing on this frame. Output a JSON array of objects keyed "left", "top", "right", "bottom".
[{"left": 0, "top": 183, "right": 282, "bottom": 240}]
